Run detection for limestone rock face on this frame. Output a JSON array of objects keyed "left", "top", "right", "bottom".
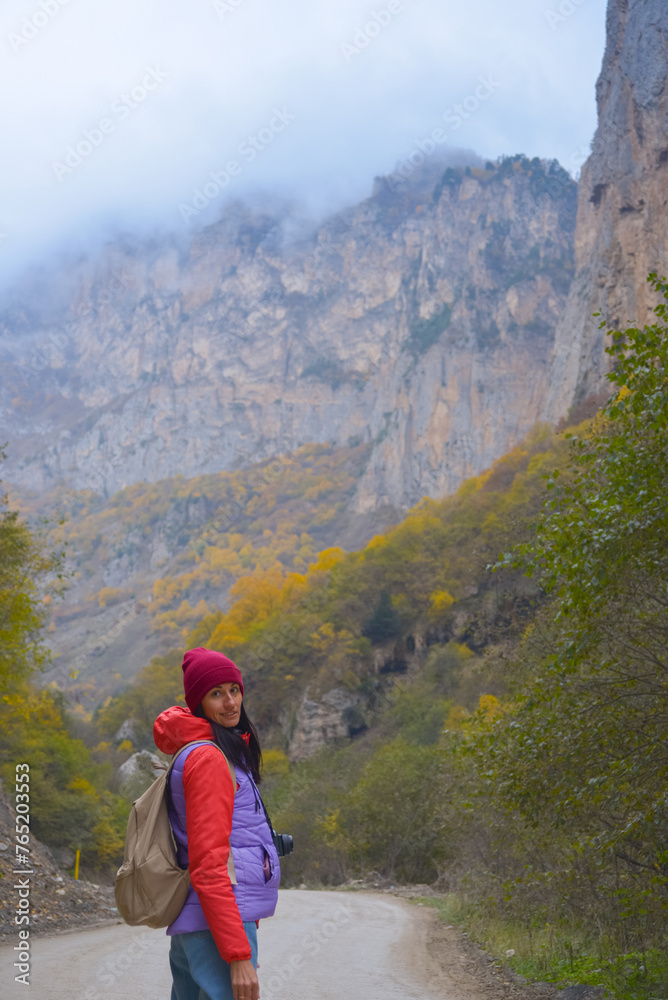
[
  {"left": 546, "top": 0, "right": 668, "bottom": 419},
  {"left": 117, "top": 750, "right": 163, "bottom": 799},
  {"left": 114, "top": 718, "right": 138, "bottom": 743},
  {"left": 1, "top": 156, "right": 576, "bottom": 511},
  {"left": 287, "top": 687, "right": 362, "bottom": 761}
]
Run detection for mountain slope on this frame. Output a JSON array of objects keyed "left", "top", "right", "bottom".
[{"left": 23, "top": 441, "right": 394, "bottom": 701}]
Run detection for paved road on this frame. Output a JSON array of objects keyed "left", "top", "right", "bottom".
[{"left": 0, "top": 890, "right": 456, "bottom": 999}]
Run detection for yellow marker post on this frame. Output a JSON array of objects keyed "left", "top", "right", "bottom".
[{"left": 74, "top": 848, "right": 80, "bottom": 880}]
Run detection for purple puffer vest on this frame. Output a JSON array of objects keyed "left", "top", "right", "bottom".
[{"left": 166, "top": 740, "right": 280, "bottom": 935}]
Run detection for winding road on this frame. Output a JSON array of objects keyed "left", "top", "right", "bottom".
[{"left": 0, "top": 890, "right": 487, "bottom": 999}]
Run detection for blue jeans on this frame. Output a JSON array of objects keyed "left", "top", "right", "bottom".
[{"left": 169, "top": 923, "right": 258, "bottom": 1000}]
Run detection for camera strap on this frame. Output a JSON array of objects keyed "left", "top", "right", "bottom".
[{"left": 248, "top": 772, "right": 276, "bottom": 836}]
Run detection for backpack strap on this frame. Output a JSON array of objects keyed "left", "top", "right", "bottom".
[
  {"left": 169, "top": 739, "right": 238, "bottom": 885},
  {"left": 169, "top": 739, "right": 237, "bottom": 795}
]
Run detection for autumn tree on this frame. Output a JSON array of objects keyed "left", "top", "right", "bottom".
[
  {"left": 0, "top": 456, "right": 65, "bottom": 685},
  {"left": 489, "top": 273, "right": 668, "bottom": 947}
]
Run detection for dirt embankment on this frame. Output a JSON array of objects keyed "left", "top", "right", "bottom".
[{"left": 0, "top": 777, "right": 117, "bottom": 942}]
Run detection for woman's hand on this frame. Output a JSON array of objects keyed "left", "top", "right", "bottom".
[{"left": 230, "top": 959, "right": 260, "bottom": 1000}]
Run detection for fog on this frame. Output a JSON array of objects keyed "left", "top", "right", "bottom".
[{"left": 0, "top": 0, "right": 607, "bottom": 288}]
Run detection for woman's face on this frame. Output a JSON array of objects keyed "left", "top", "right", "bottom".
[{"left": 201, "top": 681, "right": 243, "bottom": 727}]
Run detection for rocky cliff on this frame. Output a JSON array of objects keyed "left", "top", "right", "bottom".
[
  {"left": 2, "top": 1, "right": 667, "bottom": 516},
  {"left": 546, "top": 0, "right": 668, "bottom": 418},
  {"left": 1, "top": 153, "right": 576, "bottom": 511}
]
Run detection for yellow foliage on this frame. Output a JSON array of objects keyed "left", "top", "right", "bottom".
[
  {"left": 481, "top": 512, "right": 501, "bottom": 533},
  {"left": 320, "top": 808, "right": 342, "bottom": 839},
  {"left": 310, "top": 622, "right": 336, "bottom": 652},
  {"left": 456, "top": 642, "right": 474, "bottom": 660},
  {"left": 175, "top": 599, "right": 194, "bottom": 623},
  {"left": 90, "top": 810, "right": 125, "bottom": 865},
  {"left": 160, "top": 598, "right": 211, "bottom": 630},
  {"left": 262, "top": 749, "right": 290, "bottom": 779},
  {"left": 98, "top": 586, "right": 128, "bottom": 608},
  {"left": 456, "top": 478, "right": 478, "bottom": 499},
  {"left": 310, "top": 547, "right": 344, "bottom": 572},
  {"left": 206, "top": 546, "right": 242, "bottom": 571},
  {"left": 429, "top": 590, "right": 455, "bottom": 617},
  {"left": 42, "top": 441, "right": 364, "bottom": 648},
  {"left": 208, "top": 621, "right": 245, "bottom": 650},
  {"left": 445, "top": 705, "right": 468, "bottom": 729},
  {"left": 67, "top": 776, "right": 97, "bottom": 795},
  {"left": 152, "top": 577, "right": 181, "bottom": 604},
  {"left": 317, "top": 807, "right": 351, "bottom": 851},
  {"left": 118, "top": 739, "right": 133, "bottom": 753},
  {"left": 228, "top": 568, "right": 286, "bottom": 623},
  {"left": 477, "top": 694, "right": 502, "bottom": 719},
  {"left": 391, "top": 592, "right": 411, "bottom": 615}
]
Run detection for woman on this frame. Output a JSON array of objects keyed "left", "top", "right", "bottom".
[{"left": 153, "top": 646, "right": 280, "bottom": 1000}]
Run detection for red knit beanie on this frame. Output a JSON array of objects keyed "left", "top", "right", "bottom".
[{"left": 182, "top": 647, "right": 244, "bottom": 713}]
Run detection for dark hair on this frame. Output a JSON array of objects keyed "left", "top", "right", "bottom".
[{"left": 192, "top": 701, "right": 262, "bottom": 784}]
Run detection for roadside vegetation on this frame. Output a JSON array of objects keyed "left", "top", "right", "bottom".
[{"left": 0, "top": 467, "right": 129, "bottom": 868}]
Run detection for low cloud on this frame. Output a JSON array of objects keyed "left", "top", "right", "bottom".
[{"left": 0, "top": 0, "right": 606, "bottom": 286}]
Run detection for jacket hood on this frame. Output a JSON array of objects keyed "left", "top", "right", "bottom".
[{"left": 153, "top": 705, "right": 212, "bottom": 755}]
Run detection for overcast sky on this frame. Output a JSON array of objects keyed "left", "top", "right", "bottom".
[{"left": 0, "top": 0, "right": 607, "bottom": 285}]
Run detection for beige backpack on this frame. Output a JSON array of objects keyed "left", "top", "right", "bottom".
[{"left": 114, "top": 739, "right": 237, "bottom": 928}]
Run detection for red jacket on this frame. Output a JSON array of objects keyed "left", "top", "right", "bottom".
[{"left": 153, "top": 705, "right": 251, "bottom": 963}]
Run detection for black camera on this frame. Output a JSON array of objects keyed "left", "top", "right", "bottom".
[{"left": 272, "top": 831, "right": 294, "bottom": 857}]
